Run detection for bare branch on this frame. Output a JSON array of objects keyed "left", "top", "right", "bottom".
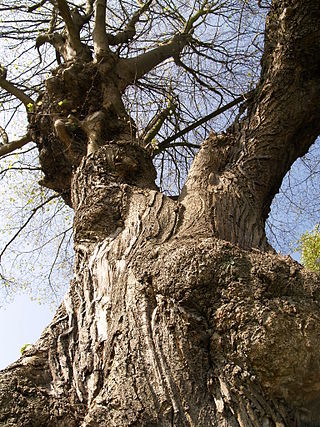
[
  {"left": 183, "top": 0, "right": 211, "bottom": 34},
  {"left": 27, "top": 0, "right": 51, "bottom": 13},
  {"left": 157, "top": 141, "right": 200, "bottom": 152},
  {"left": 0, "top": 126, "right": 8, "bottom": 146},
  {"left": 119, "top": 34, "right": 189, "bottom": 85},
  {"left": 0, "top": 133, "right": 32, "bottom": 157},
  {"left": 118, "top": 1, "right": 216, "bottom": 85},
  {"left": 35, "top": 6, "right": 59, "bottom": 63},
  {"left": 107, "top": 0, "right": 153, "bottom": 46},
  {"left": 93, "top": 0, "right": 110, "bottom": 58},
  {"left": 56, "top": 0, "right": 83, "bottom": 53},
  {"left": 153, "top": 91, "right": 254, "bottom": 154},
  {"left": 174, "top": 57, "right": 223, "bottom": 97},
  {"left": 143, "top": 97, "right": 177, "bottom": 147},
  {"left": 0, "top": 65, "right": 34, "bottom": 108},
  {"left": 85, "top": 0, "right": 95, "bottom": 16}
]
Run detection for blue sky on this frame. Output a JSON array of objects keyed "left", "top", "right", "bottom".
[{"left": 0, "top": 294, "right": 56, "bottom": 370}]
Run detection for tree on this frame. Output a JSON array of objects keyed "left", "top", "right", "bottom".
[
  {"left": 298, "top": 225, "right": 320, "bottom": 274},
  {"left": 0, "top": 0, "right": 320, "bottom": 425}
]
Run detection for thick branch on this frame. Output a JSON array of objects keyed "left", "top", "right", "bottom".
[
  {"left": 181, "top": 0, "right": 320, "bottom": 250},
  {"left": 56, "top": 0, "right": 83, "bottom": 53},
  {"left": 240, "top": 0, "right": 320, "bottom": 219},
  {"left": 118, "top": 34, "right": 189, "bottom": 85},
  {"left": 93, "top": 0, "right": 110, "bottom": 58},
  {"left": 117, "top": 2, "right": 214, "bottom": 85}
]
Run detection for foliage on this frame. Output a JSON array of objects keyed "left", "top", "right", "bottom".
[
  {"left": 297, "top": 224, "right": 320, "bottom": 273},
  {"left": 20, "top": 343, "right": 32, "bottom": 355}
]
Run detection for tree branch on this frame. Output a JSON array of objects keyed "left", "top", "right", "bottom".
[
  {"left": 56, "top": 0, "right": 83, "bottom": 53},
  {"left": 154, "top": 91, "right": 254, "bottom": 154},
  {"left": 0, "top": 65, "right": 34, "bottom": 108},
  {"left": 107, "top": 0, "right": 153, "bottom": 46},
  {"left": 183, "top": 0, "right": 320, "bottom": 236},
  {"left": 93, "top": 0, "right": 110, "bottom": 58},
  {"left": 118, "top": 34, "right": 189, "bottom": 85},
  {"left": 85, "top": 0, "right": 95, "bottom": 16},
  {"left": 0, "top": 194, "right": 59, "bottom": 263},
  {"left": 118, "top": 1, "right": 216, "bottom": 85},
  {"left": 143, "top": 97, "right": 177, "bottom": 147},
  {"left": 0, "top": 126, "right": 8, "bottom": 146},
  {"left": 238, "top": 0, "right": 320, "bottom": 220},
  {"left": 0, "top": 133, "right": 32, "bottom": 157},
  {"left": 27, "top": 0, "right": 51, "bottom": 13},
  {"left": 183, "top": 1, "right": 211, "bottom": 34}
]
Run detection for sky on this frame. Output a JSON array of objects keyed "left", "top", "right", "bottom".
[{"left": 0, "top": 294, "right": 57, "bottom": 370}]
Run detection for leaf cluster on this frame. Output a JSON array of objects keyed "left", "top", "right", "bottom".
[{"left": 298, "top": 225, "right": 320, "bottom": 273}]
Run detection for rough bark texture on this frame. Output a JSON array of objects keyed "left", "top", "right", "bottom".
[
  {"left": 1, "top": 0, "right": 320, "bottom": 425},
  {"left": 181, "top": 0, "right": 320, "bottom": 251},
  {"left": 1, "top": 228, "right": 320, "bottom": 426}
]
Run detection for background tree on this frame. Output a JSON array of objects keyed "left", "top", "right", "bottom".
[
  {"left": 298, "top": 225, "right": 320, "bottom": 274},
  {"left": 0, "top": 0, "right": 320, "bottom": 426}
]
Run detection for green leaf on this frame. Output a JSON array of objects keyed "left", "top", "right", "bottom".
[
  {"left": 58, "top": 99, "right": 68, "bottom": 107},
  {"left": 20, "top": 343, "right": 32, "bottom": 355}
]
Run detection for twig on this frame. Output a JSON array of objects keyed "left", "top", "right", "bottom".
[{"left": 0, "top": 194, "right": 59, "bottom": 262}]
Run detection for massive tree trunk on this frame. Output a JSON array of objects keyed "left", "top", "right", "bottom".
[{"left": 1, "top": 0, "right": 320, "bottom": 426}]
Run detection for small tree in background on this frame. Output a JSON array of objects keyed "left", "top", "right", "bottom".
[{"left": 298, "top": 225, "right": 320, "bottom": 273}]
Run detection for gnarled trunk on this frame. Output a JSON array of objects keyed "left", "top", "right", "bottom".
[
  {"left": 1, "top": 150, "right": 320, "bottom": 425},
  {"left": 1, "top": 0, "right": 320, "bottom": 425}
]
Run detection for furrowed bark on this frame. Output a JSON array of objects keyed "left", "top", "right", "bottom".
[
  {"left": 1, "top": 151, "right": 320, "bottom": 424},
  {"left": 181, "top": 0, "right": 320, "bottom": 250}
]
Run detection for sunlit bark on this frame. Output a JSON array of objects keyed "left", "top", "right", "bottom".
[{"left": 1, "top": 0, "right": 320, "bottom": 426}]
